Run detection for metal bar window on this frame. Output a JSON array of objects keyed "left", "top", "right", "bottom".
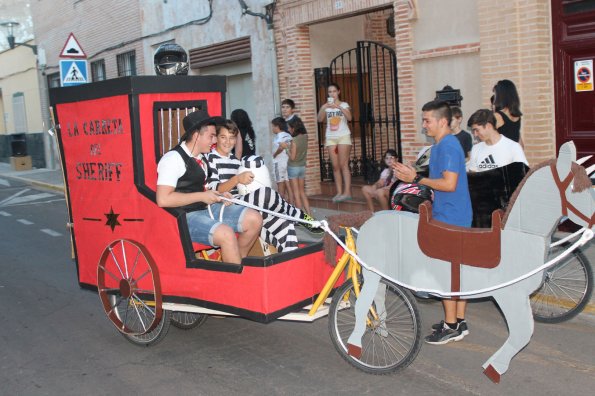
[
  {"left": 91, "top": 59, "right": 106, "bottom": 82},
  {"left": 12, "top": 92, "right": 27, "bottom": 132},
  {"left": 47, "top": 72, "right": 60, "bottom": 89},
  {"left": 117, "top": 51, "right": 136, "bottom": 77}
]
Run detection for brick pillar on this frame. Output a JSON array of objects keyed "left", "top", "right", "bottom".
[
  {"left": 477, "top": 0, "right": 555, "bottom": 164},
  {"left": 394, "top": 0, "right": 423, "bottom": 162},
  {"left": 275, "top": 23, "right": 321, "bottom": 195}
]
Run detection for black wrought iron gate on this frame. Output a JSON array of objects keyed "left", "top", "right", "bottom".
[{"left": 315, "top": 41, "right": 402, "bottom": 183}]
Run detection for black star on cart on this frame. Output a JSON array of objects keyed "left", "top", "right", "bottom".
[{"left": 104, "top": 206, "right": 121, "bottom": 232}]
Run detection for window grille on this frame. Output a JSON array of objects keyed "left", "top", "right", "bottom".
[
  {"left": 12, "top": 92, "right": 27, "bottom": 132},
  {"left": 47, "top": 73, "right": 60, "bottom": 88},
  {"left": 117, "top": 50, "right": 136, "bottom": 77},
  {"left": 91, "top": 59, "right": 106, "bottom": 81}
]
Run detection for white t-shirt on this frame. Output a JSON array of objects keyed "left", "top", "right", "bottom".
[
  {"left": 272, "top": 131, "right": 293, "bottom": 164},
  {"left": 325, "top": 102, "right": 351, "bottom": 138},
  {"left": 157, "top": 142, "right": 207, "bottom": 186},
  {"left": 468, "top": 135, "right": 528, "bottom": 172}
]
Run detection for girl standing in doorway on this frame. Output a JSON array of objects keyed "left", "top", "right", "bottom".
[
  {"left": 492, "top": 79, "right": 523, "bottom": 147},
  {"left": 317, "top": 83, "right": 353, "bottom": 202}
]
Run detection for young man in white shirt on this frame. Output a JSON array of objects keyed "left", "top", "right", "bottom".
[
  {"left": 156, "top": 110, "right": 262, "bottom": 264},
  {"left": 467, "top": 109, "right": 528, "bottom": 172}
]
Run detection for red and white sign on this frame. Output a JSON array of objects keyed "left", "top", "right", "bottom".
[
  {"left": 574, "top": 59, "right": 593, "bottom": 92},
  {"left": 60, "top": 33, "right": 87, "bottom": 58}
]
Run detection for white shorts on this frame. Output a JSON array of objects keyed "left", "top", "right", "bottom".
[
  {"left": 274, "top": 161, "right": 289, "bottom": 183},
  {"left": 325, "top": 134, "right": 352, "bottom": 147}
]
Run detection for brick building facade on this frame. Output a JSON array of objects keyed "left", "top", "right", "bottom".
[{"left": 273, "top": 0, "right": 559, "bottom": 195}]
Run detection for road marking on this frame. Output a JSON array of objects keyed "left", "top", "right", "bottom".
[
  {"left": 8, "top": 198, "right": 65, "bottom": 207},
  {"left": 40, "top": 228, "right": 62, "bottom": 237},
  {"left": 0, "top": 211, "right": 11, "bottom": 217},
  {"left": 0, "top": 178, "right": 10, "bottom": 187},
  {"left": 17, "top": 219, "right": 34, "bottom": 225},
  {"left": 0, "top": 188, "right": 30, "bottom": 206},
  {"left": 2, "top": 192, "right": 55, "bottom": 206}
]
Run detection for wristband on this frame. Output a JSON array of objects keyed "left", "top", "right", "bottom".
[{"left": 413, "top": 174, "right": 424, "bottom": 184}]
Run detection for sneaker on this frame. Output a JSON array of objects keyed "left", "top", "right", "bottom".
[
  {"left": 431, "top": 320, "right": 469, "bottom": 336},
  {"left": 301, "top": 213, "right": 324, "bottom": 235},
  {"left": 424, "top": 324, "right": 464, "bottom": 345}
]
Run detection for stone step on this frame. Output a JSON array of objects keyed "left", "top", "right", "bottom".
[
  {"left": 319, "top": 179, "right": 372, "bottom": 201},
  {"left": 309, "top": 194, "right": 378, "bottom": 213}
]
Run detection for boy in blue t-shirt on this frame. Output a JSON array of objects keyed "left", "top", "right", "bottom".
[{"left": 393, "top": 100, "right": 472, "bottom": 345}]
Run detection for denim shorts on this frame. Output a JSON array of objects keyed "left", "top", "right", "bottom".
[
  {"left": 186, "top": 202, "right": 248, "bottom": 246},
  {"left": 287, "top": 166, "right": 306, "bottom": 179}
]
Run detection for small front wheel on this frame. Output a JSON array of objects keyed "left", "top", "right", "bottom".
[
  {"left": 171, "top": 312, "right": 208, "bottom": 330},
  {"left": 328, "top": 279, "right": 422, "bottom": 374}
]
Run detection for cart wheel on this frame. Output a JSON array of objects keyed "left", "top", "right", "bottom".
[
  {"left": 531, "top": 243, "right": 593, "bottom": 323},
  {"left": 328, "top": 279, "right": 422, "bottom": 374},
  {"left": 98, "top": 239, "right": 169, "bottom": 346},
  {"left": 171, "top": 311, "right": 208, "bottom": 330}
]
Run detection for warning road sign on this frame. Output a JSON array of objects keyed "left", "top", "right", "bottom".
[
  {"left": 574, "top": 59, "right": 593, "bottom": 92},
  {"left": 60, "top": 33, "right": 86, "bottom": 58},
  {"left": 60, "top": 59, "right": 88, "bottom": 87}
]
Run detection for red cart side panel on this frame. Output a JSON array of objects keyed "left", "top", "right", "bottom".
[
  {"left": 56, "top": 95, "right": 147, "bottom": 287},
  {"left": 160, "top": 249, "right": 336, "bottom": 316}
]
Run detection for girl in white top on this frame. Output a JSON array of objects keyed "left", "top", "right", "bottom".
[{"left": 317, "top": 83, "right": 353, "bottom": 202}]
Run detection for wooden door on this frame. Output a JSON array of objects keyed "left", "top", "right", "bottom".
[{"left": 552, "top": 1, "right": 595, "bottom": 162}]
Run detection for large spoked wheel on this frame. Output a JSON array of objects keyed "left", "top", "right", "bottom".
[
  {"left": 170, "top": 311, "right": 208, "bottom": 330},
  {"left": 531, "top": 242, "right": 593, "bottom": 323},
  {"left": 98, "top": 239, "right": 170, "bottom": 346},
  {"left": 328, "top": 279, "right": 422, "bottom": 374}
]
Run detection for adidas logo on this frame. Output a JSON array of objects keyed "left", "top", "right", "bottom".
[{"left": 478, "top": 154, "right": 498, "bottom": 169}]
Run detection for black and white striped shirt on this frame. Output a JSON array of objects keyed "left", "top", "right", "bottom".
[{"left": 206, "top": 150, "right": 241, "bottom": 194}]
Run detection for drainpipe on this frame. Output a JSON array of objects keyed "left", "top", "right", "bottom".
[{"left": 238, "top": 1, "right": 281, "bottom": 116}]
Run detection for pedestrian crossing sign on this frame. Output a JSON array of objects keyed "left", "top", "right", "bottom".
[{"left": 60, "top": 59, "right": 88, "bottom": 87}]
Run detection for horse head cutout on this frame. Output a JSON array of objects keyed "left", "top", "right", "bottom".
[{"left": 553, "top": 142, "right": 594, "bottom": 230}]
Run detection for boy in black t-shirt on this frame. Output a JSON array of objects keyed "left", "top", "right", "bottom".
[{"left": 450, "top": 106, "right": 473, "bottom": 159}]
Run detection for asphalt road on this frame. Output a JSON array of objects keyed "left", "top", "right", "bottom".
[{"left": 0, "top": 179, "right": 594, "bottom": 396}]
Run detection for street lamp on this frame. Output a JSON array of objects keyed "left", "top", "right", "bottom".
[{"left": 1, "top": 21, "right": 37, "bottom": 55}]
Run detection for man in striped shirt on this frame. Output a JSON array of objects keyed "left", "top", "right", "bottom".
[{"left": 207, "top": 120, "right": 322, "bottom": 252}]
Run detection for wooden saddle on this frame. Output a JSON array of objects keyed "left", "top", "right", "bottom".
[{"left": 417, "top": 202, "right": 503, "bottom": 291}]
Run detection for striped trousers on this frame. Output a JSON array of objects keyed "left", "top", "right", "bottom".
[{"left": 240, "top": 187, "right": 302, "bottom": 252}]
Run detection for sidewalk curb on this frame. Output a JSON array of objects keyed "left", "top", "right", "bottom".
[{"left": 1, "top": 173, "right": 65, "bottom": 194}]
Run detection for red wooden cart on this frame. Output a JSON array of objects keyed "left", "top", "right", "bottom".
[{"left": 50, "top": 76, "right": 342, "bottom": 345}]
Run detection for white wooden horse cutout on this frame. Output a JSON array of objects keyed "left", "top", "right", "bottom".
[{"left": 347, "top": 141, "right": 594, "bottom": 383}]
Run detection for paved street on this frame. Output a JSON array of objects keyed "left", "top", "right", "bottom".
[{"left": 0, "top": 177, "right": 594, "bottom": 396}]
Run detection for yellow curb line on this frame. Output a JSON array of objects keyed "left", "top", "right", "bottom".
[{"left": 1, "top": 174, "right": 65, "bottom": 194}]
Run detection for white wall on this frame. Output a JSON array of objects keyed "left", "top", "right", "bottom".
[
  {"left": 411, "top": 0, "right": 481, "bottom": 142},
  {"left": 413, "top": 0, "right": 480, "bottom": 51},
  {"left": 414, "top": 52, "right": 482, "bottom": 141},
  {"left": 309, "top": 14, "right": 366, "bottom": 69}
]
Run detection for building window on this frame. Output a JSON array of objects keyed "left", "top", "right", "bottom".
[
  {"left": 563, "top": 0, "right": 595, "bottom": 14},
  {"left": 47, "top": 72, "right": 60, "bottom": 88},
  {"left": 12, "top": 92, "right": 27, "bottom": 132},
  {"left": 91, "top": 59, "right": 106, "bottom": 81},
  {"left": 117, "top": 51, "right": 136, "bottom": 77}
]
